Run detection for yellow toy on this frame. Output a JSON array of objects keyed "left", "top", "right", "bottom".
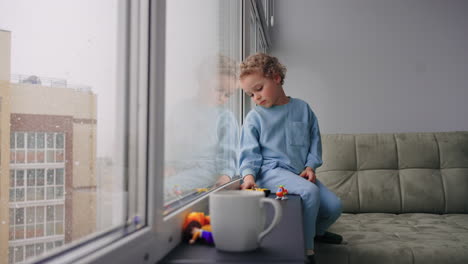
[{"left": 244, "top": 187, "right": 271, "bottom": 197}]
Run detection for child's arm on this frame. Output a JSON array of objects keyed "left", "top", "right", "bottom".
[
  {"left": 239, "top": 119, "right": 263, "bottom": 184},
  {"left": 305, "top": 109, "right": 323, "bottom": 171}
]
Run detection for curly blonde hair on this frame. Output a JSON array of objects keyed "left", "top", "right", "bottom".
[
  {"left": 239, "top": 53, "right": 287, "bottom": 85},
  {"left": 197, "top": 53, "right": 238, "bottom": 84}
]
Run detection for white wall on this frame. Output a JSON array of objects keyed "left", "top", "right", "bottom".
[{"left": 271, "top": 0, "right": 468, "bottom": 134}]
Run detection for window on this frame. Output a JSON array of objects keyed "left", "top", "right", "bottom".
[
  {"left": 0, "top": 1, "right": 127, "bottom": 263},
  {"left": 1, "top": 0, "right": 274, "bottom": 263},
  {"left": 163, "top": 0, "right": 242, "bottom": 213}
]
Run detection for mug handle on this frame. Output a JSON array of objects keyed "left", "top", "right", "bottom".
[{"left": 257, "top": 198, "right": 283, "bottom": 244}]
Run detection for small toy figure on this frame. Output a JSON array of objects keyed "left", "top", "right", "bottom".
[
  {"left": 182, "top": 212, "right": 214, "bottom": 245},
  {"left": 275, "top": 185, "right": 288, "bottom": 200},
  {"left": 172, "top": 184, "right": 182, "bottom": 197}
]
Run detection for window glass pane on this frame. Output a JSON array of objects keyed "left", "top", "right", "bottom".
[
  {"left": 35, "top": 243, "right": 44, "bottom": 256},
  {"left": 37, "top": 169, "right": 45, "bottom": 186},
  {"left": 26, "top": 207, "right": 35, "bottom": 224},
  {"left": 46, "top": 169, "right": 54, "bottom": 185},
  {"left": 36, "top": 206, "right": 44, "bottom": 223},
  {"left": 16, "top": 170, "right": 24, "bottom": 186},
  {"left": 1, "top": 0, "right": 128, "bottom": 262},
  {"left": 27, "top": 188, "right": 35, "bottom": 201},
  {"left": 26, "top": 225, "right": 35, "bottom": 239},
  {"left": 27, "top": 169, "right": 35, "bottom": 186},
  {"left": 15, "top": 226, "right": 24, "bottom": 240},
  {"left": 8, "top": 247, "right": 14, "bottom": 264},
  {"left": 16, "top": 150, "right": 25, "bottom": 163},
  {"left": 46, "top": 242, "right": 54, "bottom": 251},
  {"left": 46, "top": 187, "right": 55, "bottom": 200},
  {"left": 14, "top": 246, "right": 23, "bottom": 262},
  {"left": 56, "top": 169, "right": 64, "bottom": 184},
  {"left": 16, "top": 189, "right": 24, "bottom": 202},
  {"left": 37, "top": 133, "right": 45, "bottom": 149},
  {"left": 16, "top": 133, "right": 25, "bottom": 149},
  {"left": 27, "top": 133, "right": 36, "bottom": 149},
  {"left": 164, "top": 0, "right": 241, "bottom": 210},
  {"left": 38, "top": 226, "right": 45, "bottom": 237},
  {"left": 55, "top": 187, "right": 64, "bottom": 199},
  {"left": 15, "top": 208, "right": 24, "bottom": 225},
  {"left": 56, "top": 133, "right": 64, "bottom": 149},
  {"left": 26, "top": 244, "right": 35, "bottom": 258},
  {"left": 56, "top": 205, "right": 64, "bottom": 220},
  {"left": 10, "top": 170, "right": 15, "bottom": 187},
  {"left": 55, "top": 187, "right": 63, "bottom": 199},
  {"left": 9, "top": 189, "right": 15, "bottom": 202},
  {"left": 46, "top": 133, "right": 54, "bottom": 149},
  {"left": 9, "top": 209, "right": 15, "bottom": 226},
  {"left": 56, "top": 222, "right": 64, "bottom": 235},
  {"left": 36, "top": 187, "right": 45, "bottom": 200},
  {"left": 46, "top": 206, "right": 54, "bottom": 222},
  {"left": 46, "top": 223, "right": 54, "bottom": 236},
  {"left": 46, "top": 150, "right": 55, "bottom": 163},
  {"left": 37, "top": 150, "right": 45, "bottom": 163}
]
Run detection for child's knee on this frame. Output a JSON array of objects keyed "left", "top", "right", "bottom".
[{"left": 301, "top": 183, "right": 320, "bottom": 202}]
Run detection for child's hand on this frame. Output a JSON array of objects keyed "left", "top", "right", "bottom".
[
  {"left": 300, "top": 167, "right": 316, "bottom": 183},
  {"left": 240, "top": 175, "right": 257, "bottom": 190},
  {"left": 215, "top": 175, "right": 231, "bottom": 187}
]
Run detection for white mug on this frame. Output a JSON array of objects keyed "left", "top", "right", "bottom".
[{"left": 209, "top": 190, "right": 282, "bottom": 252}]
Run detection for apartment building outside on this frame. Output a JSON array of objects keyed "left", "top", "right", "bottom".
[{"left": 0, "top": 29, "right": 98, "bottom": 264}]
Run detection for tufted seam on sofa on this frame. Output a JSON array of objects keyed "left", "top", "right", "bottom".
[
  {"left": 395, "top": 133, "right": 403, "bottom": 214},
  {"left": 434, "top": 133, "right": 448, "bottom": 213},
  {"left": 409, "top": 245, "right": 415, "bottom": 264},
  {"left": 354, "top": 135, "right": 361, "bottom": 213}
]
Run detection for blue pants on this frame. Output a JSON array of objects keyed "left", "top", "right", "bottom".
[{"left": 256, "top": 166, "right": 342, "bottom": 250}]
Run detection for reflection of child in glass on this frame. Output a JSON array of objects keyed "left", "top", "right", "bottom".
[
  {"left": 238, "top": 53, "right": 342, "bottom": 262},
  {"left": 164, "top": 54, "right": 239, "bottom": 200}
]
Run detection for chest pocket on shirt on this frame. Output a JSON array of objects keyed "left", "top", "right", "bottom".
[{"left": 287, "top": 121, "right": 309, "bottom": 147}]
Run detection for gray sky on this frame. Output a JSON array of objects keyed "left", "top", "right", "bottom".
[{"left": 0, "top": 0, "right": 118, "bottom": 157}]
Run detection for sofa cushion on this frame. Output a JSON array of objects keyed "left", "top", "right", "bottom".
[
  {"left": 317, "top": 131, "right": 468, "bottom": 214},
  {"left": 316, "top": 213, "right": 468, "bottom": 264}
]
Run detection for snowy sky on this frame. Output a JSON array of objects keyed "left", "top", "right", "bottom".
[{"left": 0, "top": 0, "right": 118, "bottom": 157}]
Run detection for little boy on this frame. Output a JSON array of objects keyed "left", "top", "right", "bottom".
[{"left": 238, "top": 53, "right": 342, "bottom": 263}]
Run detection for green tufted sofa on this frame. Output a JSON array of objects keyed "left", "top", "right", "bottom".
[{"left": 315, "top": 131, "right": 468, "bottom": 264}]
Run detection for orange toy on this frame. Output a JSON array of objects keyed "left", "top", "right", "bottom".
[{"left": 183, "top": 212, "right": 210, "bottom": 230}]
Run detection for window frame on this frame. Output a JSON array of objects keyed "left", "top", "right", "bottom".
[
  {"left": 25, "top": 0, "right": 157, "bottom": 262},
  {"left": 24, "top": 0, "right": 273, "bottom": 263}
]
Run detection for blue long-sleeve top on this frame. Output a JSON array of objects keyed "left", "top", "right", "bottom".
[{"left": 239, "top": 97, "right": 323, "bottom": 179}]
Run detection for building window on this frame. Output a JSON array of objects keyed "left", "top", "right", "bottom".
[
  {"left": 10, "top": 132, "right": 65, "bottom": 164},
  {"left": 8, "top": 132, "right": 66, "bottom": 263}
]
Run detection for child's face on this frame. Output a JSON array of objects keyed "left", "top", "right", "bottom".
[
  {"left": 205, "top": 74, "right": 237, "bottom": 105},
  {"left": 240, "top": 71, "right": 283, "bottom": 108}
]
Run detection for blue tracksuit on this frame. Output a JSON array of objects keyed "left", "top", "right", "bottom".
[{"left": 239, "top": 97, "right": 341, "bottom": 250}]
